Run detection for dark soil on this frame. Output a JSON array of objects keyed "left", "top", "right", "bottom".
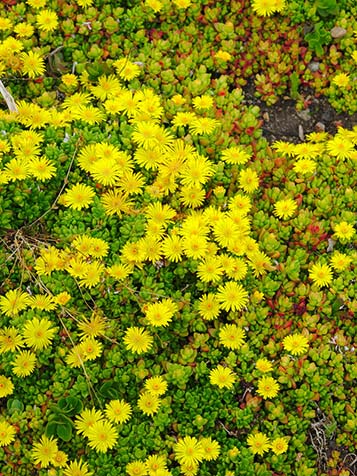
[{"left": 242, "top": 81, "right": 357, "bottom": 143}]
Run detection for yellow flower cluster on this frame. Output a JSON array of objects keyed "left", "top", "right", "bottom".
[
  {"left": 247, "top": 432, "right": 288, "bottom": 455},
  {"left": 173, "top": 435, "right": 220, "bottom": 474},
  {"left": 74, "top": 409, "right": 119, "bottom": 452},
  {"left": 273, "top": 126, "right": 357, "bottom": 169},
  {"left": 0, "top": 130, "right": 56, "bottom": 184},
  {"left": 0, "top": 8, "right": 59, "bottom": 80}
]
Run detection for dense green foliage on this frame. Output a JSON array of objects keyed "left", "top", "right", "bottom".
[{"left": 0, "top": 1, "right": 356, "bottom": 476}]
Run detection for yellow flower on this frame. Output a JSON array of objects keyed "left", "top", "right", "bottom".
[
  {"left": 326, "top": 136, "right": 354, "bottom": 160},
  {"left": 161, "top": 234, "right": 184, "bottom": 263},
  {"left": 200, "top": 437, "right": 220, "bottom": 460},
  {"left": 293, "top": 159, "right": 316, "bottom": 175},
  {"left": 197, "top": 257, "right": 224, "bottom": 283},
  {"left": 0, "top": 138, "right": 10, "bottom": 154},
  {"left": 189, "top": 117, "right": 219, "bottom": 135},
  {"left": 0, "top": 327, "right": 24, "bottom": 353},
  {"left": 224, "top": 257, "right": 248, "bottom": 281},
  {"left": 0, "top": 421, "right": 16, "bottom": 447},
  {"left": 64, "top": 459, "right": 93, "bottom": 476},
  {"left": 216, "top": 281, "right": 249, "bottom": 312},
  {"left": 79, "top": 337, "right": 103, "bottom": 361},
  {"left": 53, "top": 291, "right": 71, "bottom": 306},
  {"left": 215, "top": 50, "right": 232, "bottom": 61},
  {"left": 173, "top": 0, "right": 192, "bottom": 7},
  {"left": 182, "top": 233, "right": 208, "bottom": 259},
  {"left": 256, "top": 376, "right": 280, "bottom": 399},
  {"left": 52, "top": 451, "right": 68, "bottom": 468},
  {"left": 78, "top": 261, "right": 105, "bottom": 288},
  {"left": 74, "top": 105, "right": 105, "bottom": 124},
  {"left": 72, "top": 235, "right": 109, "bottom": 258},
  {"left": 332, "top": 73, "right": 350, "bottom": 88},
  {"left": 32, "top": 435, "right": 58, "bottom": 467},
  {"left": 87, "top": 420, "right": 118, "bottom": 453},
  {"left": 123, "top": 327, "right": 153, "bottom": 354},
  {"left": 228, "top": 193, "right": 252, "bottom": 215},
  {"left": 255, "top": 358, "right": 273, "bottom": 373},
  {"left": 137, "top": 392, "right": 161, "bottom": 416},
  {"left": 107, "top": 263, "right": 133, "bottom": 280},
  {"left": 238, "top": 168, "right": 259, "bottom": 193},
  {"left": 179, "top": 462, "right": 199, "bottom": 476},
  {"left": 61, "top": 73, "right": 78, "bottom": 88},
  {"left": 219, "top": 324, "right": 246, "bottom": 350},
  {"left": 272, "top": 140, "right": 296, "bottom": 156},
  {"left": 282, "top": 333, "right": 309, "bottom": 356},
  {"left": 118, "top": 171, "right": 145, "bottom": 195},
  {"left": 28, "top": 157, "right": 56, "bottom": 181},
  {"left": 0, "top": 375, "right": 14, "bottom": 398},
  {"left": 74, "top": 408, "right": 104, "bottom": 436},
  {"left": 305, "top": 131, "right": 329, "bottom": 143},
  {"left": 0, "top": 18, "right": 12, "bottom": 30},
  {"left": 247, "top": 432, "right": 271, "bottom": 455},
  {"left": 0, "top": 289, "right": 30, "bottom": 316},
  {"left": 113, "top": 58, "right": 140, "bottom": 82},
  {"left": 291, "top": 142, "right": 323, "bottom": 159},
  {"left": 21, "top": 51, "right": 45, "bottom": 78},
  {"left": 77, "top": 0, "right": 94, "bottom": 7},
  {"left": 309, "top": 262, "right": 333, "bottom": 288},
  {"left": 27, "top": 0, "right": 46, "bottom": 8},
  {"left": 180, "top": 185, "right": 206, "bottom": 208},
  {"left": 105, "top": 400, "right": 132, "bottom": 424},
  {"left": 77, "top": 313, "right": 106, "bottom": 339},
  {"left": 209, "top": 365, "right": 235, "bottom": 389},
  {"left": 138, "top": 236, "right": 163, "bottom": 263},
  {"left": 192, "top": 95, "right": 213, "bottom": 110},
  {"left": 334, "top": 221, "right": 355, "bottom": 241},
  {"left": 171, "top": 94, "right": 186, "bottom": 106},
  {"left": 121, "top": 241, "right": 145, "bottom": 266},
  {"left": 100, "top": 189, "right": 133, "bottom": 217},
  {"left": 90, "top": 75, "right": 122, "bottom": 101},
  {"left": 172, "top": 111, "right": 197, "bottom": 128},
  {"left": 330, "top": 252, "right": 352, "bottom": 272},
  {"left": 180, "top": 155, "right": 214, "bottom": 187},
  {"left": 174, "top": 436, "right": 204, "bottom": 466},
  {"left": 144, "top": 376, "right": 168, "bottom": 396},
  {"left": 145, "top": 0, "right": 163, "bottom": 12},
  {"left": 23, "top": 317, "right": 56, "bottom": 351},
  {"left": 62, "top": 183, "right": 95, "bottom": 210},
  {"left": 66, "top": 345, "right": 86, "bottom": 369},
  {"left": 126, "top": 460, "right": 147, "bottom": 476},
  {"left": 197, "top": 293, "right": 221, "bottom": 320},
  {"left": 270, "top": 436, "right": 288, "bottom": 455},
  {"left": 89, "top": 158, "right": 122, "bottom": 186},
  {"left": 12, "top": 350, "right": 37, "bottom": 377},
  {"left": 252, "top": 290, "right": 264, "bottom": 302},
  {"left": 62, "top": 92, "right": 92, "bottom": 110},
  {"left": 36, "top": 9, "right": 58, "bottom": 31},
  {"left": 145, "top": 454, "right": 168, "bottom": 473},
  {"left": 221, "top": 146, "right": 250, "bottom": 165},
  {"left": 273, "top": 198, "right": 297, "bottom": 220},
  {"left": 252, "top": 0, "right": 286, "bottom": 16},
  {"left": 3, "top": 158, "right": 30, "bottom": 181},
  {"left": 14, "top": 23, "right": 34, "bottom": 37}
]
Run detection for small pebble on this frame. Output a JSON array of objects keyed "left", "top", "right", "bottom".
[
  {"left": 330, "top": 26, "right": 347, "bottom": 39},
  {"left": 296, "top": 109, "right": 311, "bottom": 122},
  {"left": 298, "top": 124, "right": 304, "bottom": 141},
  {"left": 315, "top": 122, "right": 326, "bottom": 132},
  {"left": 308, "top": 62, "right": 320, "bottom": 72}
]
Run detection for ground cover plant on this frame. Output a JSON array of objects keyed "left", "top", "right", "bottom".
[{"left": 0, "top": 0, "right": 356, "bottom": 475}]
